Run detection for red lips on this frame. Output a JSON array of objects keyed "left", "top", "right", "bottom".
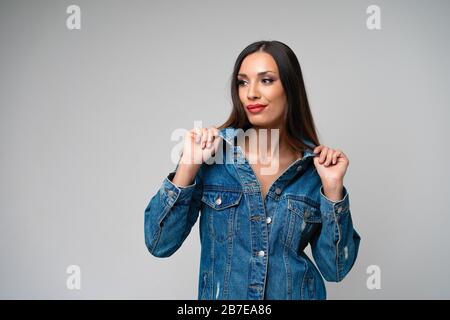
[{"left": 246, "top": 104, "right": 268, "bottom": 113}]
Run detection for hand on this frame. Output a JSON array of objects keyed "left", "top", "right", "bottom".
[
  {"left": 179, "top": 126, "right": 222, "bottom": 167},
  {"left": 313, "top": 145, "right": 349, "bottom": 185}
]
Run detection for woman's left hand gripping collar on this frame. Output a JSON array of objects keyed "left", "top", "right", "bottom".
[{"left": 312, "top": 145, "right": 349, "bottom": 184}]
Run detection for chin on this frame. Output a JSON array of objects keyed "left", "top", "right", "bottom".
[
  {"left": 248, "top": 117, "right": 278, "bottom": 128},
  {"left": 248, "top": 118, "right": 267, "bottom": 127}
]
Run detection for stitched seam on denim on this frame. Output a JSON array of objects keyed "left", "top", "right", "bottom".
[
  {"left": 226, "top": 207, "right": 234, "bottom": 241},
  {"left": 249, "top": 249, "right": 256, "bottom": 299},
  {"left": 157, "top": 199, "right": 172, "bottom": 226},
  {"left": 203, "top": 185, "right": 244, "bottom": 192},
  {"left": 287, "top": 203, "right": 322, "bottom": 225},
  {"left": 285, "top": 209, "right": 296, "bottom": 252},
  {"left": 329, "top": 188, "right": 349, "bottom": 204},
  {"left": 333, "top": 207, "right": 342, "bottom": 281},
  {"left": 211, "top": 231, "right": 215, "bottom": 300},
  {"left": 206, "top": 203, "right": 237, "bottom": 243},
  {"left": 284, "top": 206, "right": 297, "bottom": 299},
  {"left": 283, "top": 244, "right": 292, "bottom": 299},
  {"left": 261, "top": 197, "right": 269, "bottom": 300},
  {"left": 207, "top": 208, "right": 216, "bottom": 243},
  {"left": 148, "top": 227, "right": 161, "bottom": 254},
  {"left": 301, "top": 258, "right": 308, "bottom": 300},
  {"left": 222, "top": 210, "right": 234, "bottom": 299},
  {"left": 308, "top": 275, "right": 315, "bottom": 299},
  {"left": 201, "top": 272, "right": 207, "bottom": 300},
  {"left": 285, "top": 194, "right": 320, "bottom": 209},
  {"left": 287, "top": 213, "right": 309, "bottom": 256},
  {"left": 246, "top": 196, "right": 255, "bottom": 299}
]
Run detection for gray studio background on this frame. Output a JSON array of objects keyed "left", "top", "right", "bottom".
[{"left": 1, "top": 0, "right": 449, "bottom": 299}]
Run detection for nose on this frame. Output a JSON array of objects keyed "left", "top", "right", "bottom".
[{"left": 247, "top": 81, "right": 260, "bottom": 100}]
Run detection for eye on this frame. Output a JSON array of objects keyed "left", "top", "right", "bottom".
[{"left": 237, "top": 78, "right": 274, "bottom": 86}]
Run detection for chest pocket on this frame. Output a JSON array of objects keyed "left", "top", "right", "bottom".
[
  {"left": 284, "top": 197, "right": 322, "bottom": 254},
  {"left": 201, "top": 189, "right": 243, "bottom": 243}
]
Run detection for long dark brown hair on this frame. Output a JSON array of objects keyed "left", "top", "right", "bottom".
[{"left": 217, "top": 40, "right": 320, "bottom": 153}]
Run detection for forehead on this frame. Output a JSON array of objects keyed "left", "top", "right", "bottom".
[{"left": 238, "top": 52, "right": 278, "bottom": 75}]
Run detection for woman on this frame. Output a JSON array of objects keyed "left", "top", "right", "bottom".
[{"left": 144, "top": 40, "right": 361, "bottom": 300}]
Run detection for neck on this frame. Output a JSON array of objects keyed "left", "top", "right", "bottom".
[{"left": 245, "top": 125, "right": 297, "bottom": 161}]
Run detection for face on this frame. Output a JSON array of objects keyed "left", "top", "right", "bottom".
[{"left": 237, "top": 52, "right": 287, "bottom": 129}]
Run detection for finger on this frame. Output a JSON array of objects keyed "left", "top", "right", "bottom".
[
  {"left": 187, "top": 129, "right": 194, "bottom": 142},
  {"left": 201, "top": 128, "right": 209, "bottom": 149},
  {"left": 324, "top": 149, "right": 334, "bottom": 166},
  {"left": 211, "top": 133, "right": 221, "bottom": 156},
  {"left": 194, "top": 127, "right": 202, "bottom": 143},
  {"left": 319, "top": 146, "right": 328, "bottom": 164},
  {"left": 332, "top": 151, "right": 341, "bottom": 165},
  {"left": 206, "top": 128, "right": 214, "bottom": 148},
  {"left": 338, "top": 150, "right": 347, "bottom": 161},
  {"left": 313, "top": 145, "right": 324, "bottom": 155}
]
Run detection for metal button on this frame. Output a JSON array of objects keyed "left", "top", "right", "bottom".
[
  {"left": 296, "top": 165, "right": 303, "bottom": 172},
  {"left": 337, "top": 206, "right": 343, "bottom": 213},
  {"left": 266, "top": 217, "right": 272, "bottom": 224},
  {"left": 215, "top": 196, "right": 222, "bottom": 205},
  {"left": 304, "top": 211, "right": 311, "bottom": 219},
  {"left": 168, "top": 190, "right": 174, "bottom": 197},
  {"left": 275, "top": 187, "right": 282, "bottom": 195},
  {"left": 257, "top": 250, "right": 265, "bottom": 257}
]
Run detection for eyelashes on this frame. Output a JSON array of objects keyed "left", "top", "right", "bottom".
[{"left": 237, "top": 78, "right": 275, "bottom": 86}]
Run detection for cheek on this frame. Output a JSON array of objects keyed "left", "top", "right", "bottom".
[
  {"left": 264, "top": 84, "right": 285, "bottom": 101},
  {"left": 265, "top": 86, "right": 286, "bottom": 109},
  {"left": 238, "top": 88, "right": 246, "bottom": 102}
]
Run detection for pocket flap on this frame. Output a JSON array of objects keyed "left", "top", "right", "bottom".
[
  {"left": 287, "top": 198, "right": 321, "bottom": 223},
  {"left": 201, "top": 190, "right": 243, "bottom": 210}
]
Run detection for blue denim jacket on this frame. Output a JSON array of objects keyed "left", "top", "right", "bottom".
[{"left": 144, "top": 127, "right": 361, "bottom": 300}]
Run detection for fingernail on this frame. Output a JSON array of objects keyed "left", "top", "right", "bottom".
[{"left": 207, "top": 143, "right": 211, "bottom": 148}]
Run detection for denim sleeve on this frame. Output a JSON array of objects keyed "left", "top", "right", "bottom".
[
  {"left": 309, "top": 185, "right": 361, "bottom": 282},
  {"left": 144, "top": 163, "right": 203, "bottom": 258}
]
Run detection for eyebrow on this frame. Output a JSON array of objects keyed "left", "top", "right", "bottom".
[{"left": 237, "top": 71, "right": 276, "bottom": 77}]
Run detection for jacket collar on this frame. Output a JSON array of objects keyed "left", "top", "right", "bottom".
[{"left": 218, "top": 127, "right": 317, "bottom": 160}]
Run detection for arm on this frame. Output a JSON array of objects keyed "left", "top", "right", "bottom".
[
  {"left": 144, "top": 161, "right": 203, "bottom": 258},
  {"left": 309, "top": 184, "right": 361, "bottom": 282}
]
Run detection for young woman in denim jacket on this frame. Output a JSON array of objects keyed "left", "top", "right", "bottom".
[{"left": 145, "top": 40, "right": 361, "bottom": 300}]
